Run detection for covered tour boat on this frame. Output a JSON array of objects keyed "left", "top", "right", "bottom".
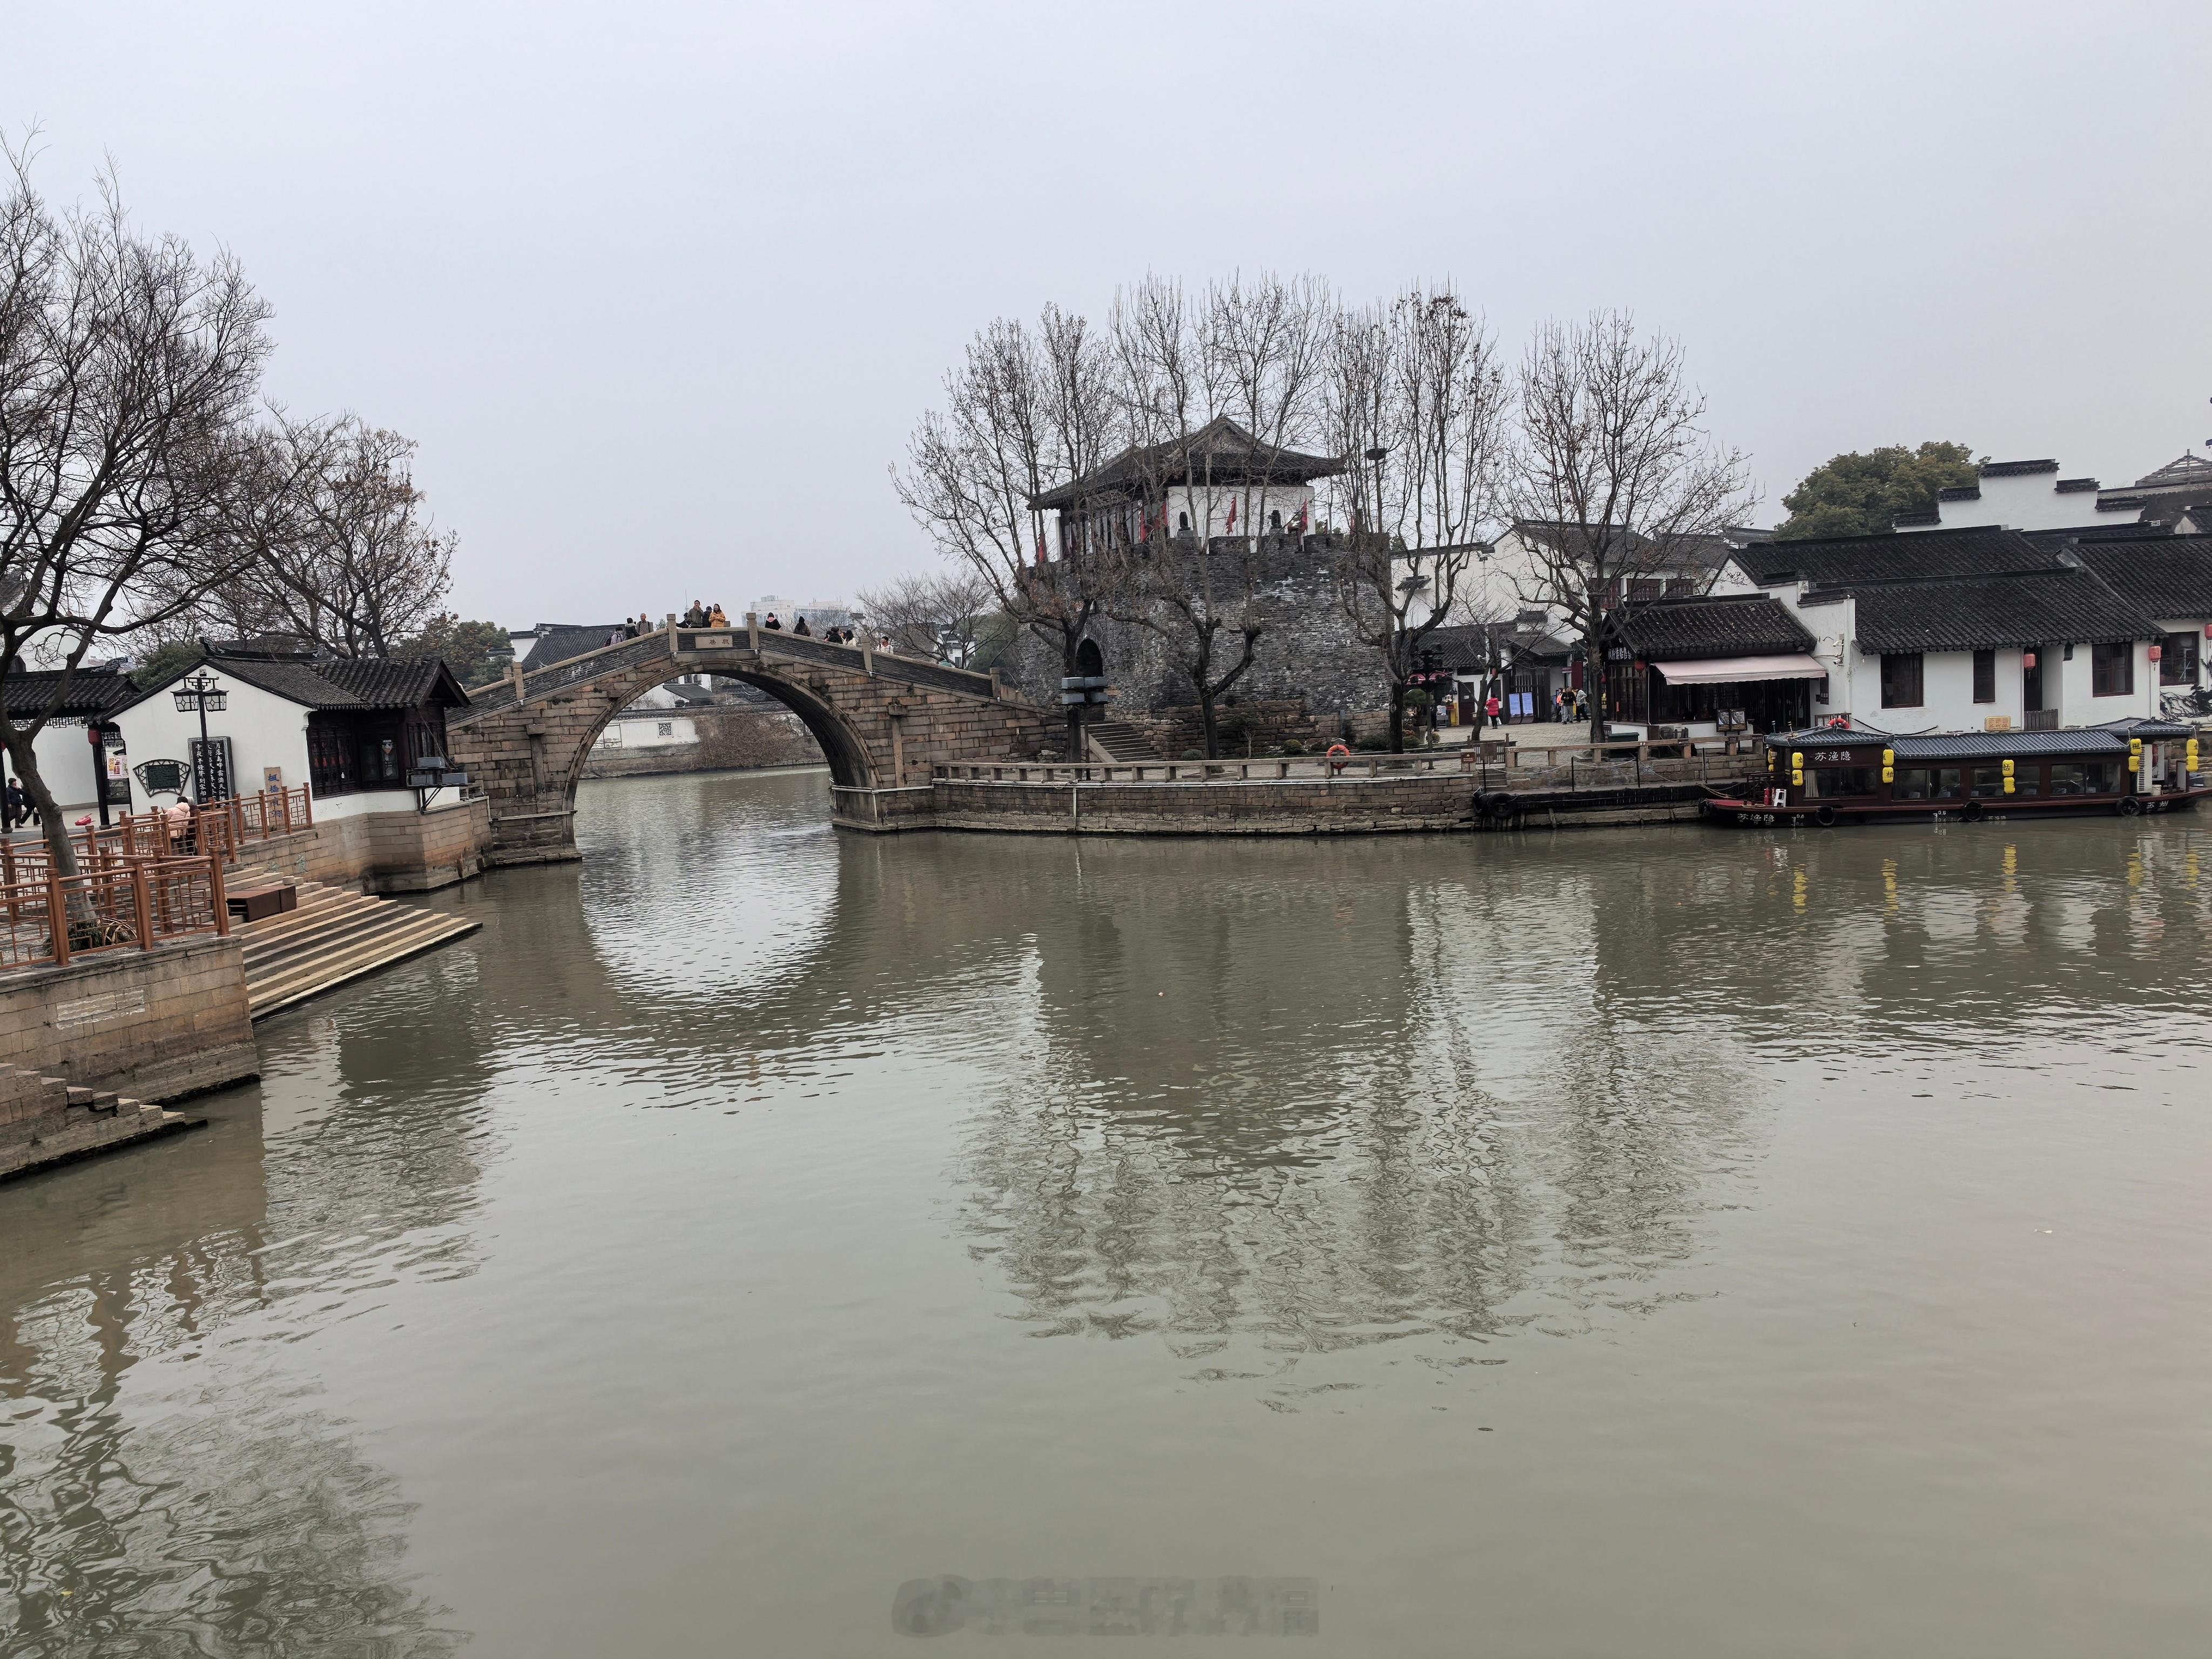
[{"left": 1705, "top": 718, "right": 2207, "bottom": 827}]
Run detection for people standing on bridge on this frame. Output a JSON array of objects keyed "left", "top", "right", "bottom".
[
  {"left": 707, "top": 603, "right": 729, "bottom": 626},
  {"left": 876, "top": 632, "right": 896, "bottom": 655},
  {"left": 763, "top": 612, "right": 781, "bottom": 631},
  {"left": 792, "top": 616, "right": 811, "bottom": 637}
]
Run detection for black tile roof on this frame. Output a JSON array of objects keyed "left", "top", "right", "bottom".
[
  {"left": 2055, "top": 477, "right": 2100, "bottom": 493},
  {"left": 2068, "top": 536, "right": 2212, "bottom": 621},
  {"left": 1732, "top": 525, "right": 2067, "bottom": 586},
  {"left": 1847, "top": 567, "right": 2159, "bottom": 653},
  {"left": 1612, "top": 594, "right": 1815, "bottom": 659},
  {"left": 1031, "top": 416, "right": 1343, "bottom": 509},
  {"left": 1937, "top": 485, "right": 1982, "bottom": 501},
  {"left": 0, "top": 667, "right": 141, "bottom": 718},
  {"left": 521, "top": 624, "right": 633, "bottom": 672},
  {"left": 122, "top": 651, "right": 468, "bottom": 713},
  {"left": 1890, "top": 510, "right": 1940, "bottom": 528},
  {"left": 1979, "top": 459, "right": 2059, "bottom": 478}
]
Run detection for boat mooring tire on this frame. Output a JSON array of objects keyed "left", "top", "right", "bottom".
[
  {"left": 1813, "top": 805, "right": 1838, "bottom": 827},
  {"left": 2119, "top": 795, "right": 2143, "bottom": 817},
  {"left": 1484, "top": 791, "right": 1518, "bottom": 822},
  {"left": 1961, "top": 800, "right": 1984, "bottom": 823}
]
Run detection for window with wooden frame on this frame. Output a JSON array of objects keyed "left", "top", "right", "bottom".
[
  {"left": 1880, "top": 652, "right": 1924, "bottom": 709},
  {"left": 2090, "top": 642, "right": 2134, "bottom": 697}
]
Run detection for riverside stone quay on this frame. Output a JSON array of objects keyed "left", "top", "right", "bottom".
[{"left": 448, "top": 617, "right": 1765, "bottom": 852}]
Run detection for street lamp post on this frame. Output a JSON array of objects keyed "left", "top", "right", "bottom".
[{"left": 172, "top": 672, "right": 228, "bottom": 806}]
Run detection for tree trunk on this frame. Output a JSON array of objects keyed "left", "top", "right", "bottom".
[
  {"left": 1, "top": 724, "right": 82, "bottom": 879},
  {"left": 1387, "top": 680, "right": 1407, "bottom": 753}
]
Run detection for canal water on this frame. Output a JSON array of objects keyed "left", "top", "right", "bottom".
[{"left": 4, "top": 767, "right": 2210, "bottom": 1656}]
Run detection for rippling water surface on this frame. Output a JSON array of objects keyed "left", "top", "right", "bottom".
[{"left": 4, "top": 767, "right": 2211, "bottom": 1656}]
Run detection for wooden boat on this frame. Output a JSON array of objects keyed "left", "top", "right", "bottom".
[{"left": 1704, "top": 719, "right": 2208, "bottom": 827}]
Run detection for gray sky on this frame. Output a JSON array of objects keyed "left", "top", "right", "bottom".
[{"left": 6, "top": 2, "right": 2208, "bottom": 628}]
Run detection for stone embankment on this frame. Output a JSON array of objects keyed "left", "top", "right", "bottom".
[{"left": 835, "top": 754, "right": 1758, "bottom": 836}]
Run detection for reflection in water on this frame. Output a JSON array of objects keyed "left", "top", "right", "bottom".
[
  {"left": 0, "top": 961, "right": 497, "bottom": 1652},
  {"left": 1, "top": 767, "right": 2208, "bottom": 1655}
]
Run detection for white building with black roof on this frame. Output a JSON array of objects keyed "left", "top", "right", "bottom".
[
  {"left": 1712, "top": 525, "right": 2170, "bottom": 731},
  {"left": 109, "top": 648, "right": 471, "bottom": 813}
]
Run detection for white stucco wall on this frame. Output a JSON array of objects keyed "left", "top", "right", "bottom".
[
  {"left": 109, "top": 675, "right": 313, "bottom": 809},
  {"left": 594, "top": 711, "right": 699, "bottom": 753},
  {"left": 1901, "top": 468, "right": 2104, "bottom": 534}
]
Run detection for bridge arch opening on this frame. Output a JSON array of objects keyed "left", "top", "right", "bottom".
[{"left": 563, "top": 666, "right": 879, "bottom": 813}]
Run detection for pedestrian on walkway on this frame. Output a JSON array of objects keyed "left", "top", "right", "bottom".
[{"left": 3, "top": 778, "right": 22, "bottom": 831}]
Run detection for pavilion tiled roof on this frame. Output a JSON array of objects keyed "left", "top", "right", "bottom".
[
  {"left": 1844, "top": 568, "right": 2159, "bottom": 653},
  {"left": 1612, "top": 594, "right": 1815, "bottom": 659},
  {"left": 1029, "top": 416, "right": 1343, "bottom": 510}
]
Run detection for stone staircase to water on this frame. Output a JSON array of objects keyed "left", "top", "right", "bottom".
[
  {"left": 1086, "top": 720, "right": 1161, "bottom": 763},
  {"left": 0, "top": 1062, "right": 194, "bottom": 1181},
  {"left": 233, "top": 872, "right": 481, "bottom": 1020}
]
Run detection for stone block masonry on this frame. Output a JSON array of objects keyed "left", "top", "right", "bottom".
[
  {"left": 0, "top": 934, "right": 257, "bottom": 1178},
  {"left": 834, "top": 766, "right": 1755, "bottom": 837},
  {"left": 0, "top": 935, "right": 256, "bottom": 1104},
  {"left": 450, "top": 629, "right": 1053, "bottom": 864}
]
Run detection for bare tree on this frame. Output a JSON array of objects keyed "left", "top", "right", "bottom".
[
  {"left": 895, "top": 305, "right": 1124, "bottom": 757},
  {"left": 1508, "top": 311, "right": 1755, "bottom": 743},
  {"left": 1104, "top": 273, "right": 1338, "bottom": 756},
  {"left": 160, "top": 413, "right": 456, "bottom": 656},
  {"left": 0, "top": 145, "right": 271, "bottom": 872},
  {"left": 1324, "top": 286, "right": 1510, "bottom": 750},
  {"left": 854, "top": 567, "right": 995, "bottom": 663}
]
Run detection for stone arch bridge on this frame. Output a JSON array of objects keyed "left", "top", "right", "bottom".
[{"left": 449, "top": 622, "right": 1049, "bottom": 862}]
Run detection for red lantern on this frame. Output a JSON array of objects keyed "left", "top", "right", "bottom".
[
  {"left": 2149, "top": 644, "right": 2163, "bottom": 663},
  {"left": 2021, "top": 651, "right": 2036, "bottom": 669}
]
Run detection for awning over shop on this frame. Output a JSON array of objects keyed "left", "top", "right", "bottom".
[{"left": 1653, "top": 653, "right": 1827, "bottom": 685}]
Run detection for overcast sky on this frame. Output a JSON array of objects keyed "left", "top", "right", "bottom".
[{"left": 5, "top": 2, "right": 2207, "bottom": 628}]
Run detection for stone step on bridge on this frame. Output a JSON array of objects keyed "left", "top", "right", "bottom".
[{"left": 449, "top": 622, "right": 1050, "bottom": 863}]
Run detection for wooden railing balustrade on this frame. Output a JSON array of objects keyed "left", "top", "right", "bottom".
[
  {"left": 0, "top": 855, "right": 230, "bottom": 973},
  {"left": 0, "top": 786, "right": 313, "bottom": 883}
]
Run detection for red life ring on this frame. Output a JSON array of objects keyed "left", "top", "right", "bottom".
[{"left": 1327, "top": 743, "right": 1351, "bottom": 774}]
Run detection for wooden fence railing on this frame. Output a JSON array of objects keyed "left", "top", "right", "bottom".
[
  {"left": 0, "top": 787, "right": 313, "bottom": 882},
  {"left": 0, "top": 855, "right": 230, "bottom": 972}
]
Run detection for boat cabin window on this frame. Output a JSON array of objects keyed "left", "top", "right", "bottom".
[
  {"left": 1968, "top": 765, "right": 2010, "bottom": 798},
  {"left": 1892, "top": 766, "right": 1961, "bottom": 800},
  {"left": 2047, "top": 760, "right": 2116, "bottom": 797},
  {"left": 1807, "top": 766, "right": 1877, "bottom": 798}
]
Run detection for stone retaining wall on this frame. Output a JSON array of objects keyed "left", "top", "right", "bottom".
[
  {"left": 0, "top": 934, "right": 257, "bottom": 1104},
  {"left": 833, "top": 769, "right": 1754, "bottom": 837},
  {"left": 234, "top": 798, "right": 491, "bottom": 894}
]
